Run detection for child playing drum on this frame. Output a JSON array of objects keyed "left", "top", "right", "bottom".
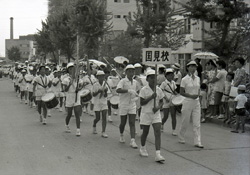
[
  {"left": 33, "top": 65, "right": 50, "bottom": 125},
  {"left": 160, "top": 68, "right": 178, "bottom": 136},
  {"left": 139, "top": 69, "right": 165, "bottom": 163},
  {"left": 92, "top": 70, "right": 109, "bottom": 138}
]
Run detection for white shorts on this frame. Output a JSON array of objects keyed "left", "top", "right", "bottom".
[
  {"left": 140, "top": 112, "right": 162, "bottom": 125},
  {"left": 94, "top": 103, "right": 108, "bottom": 112},
  {"left": 119, "top": 104, "right": 136, "bottom": 116}
]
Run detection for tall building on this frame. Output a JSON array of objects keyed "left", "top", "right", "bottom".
[{"left": 106, "top": 0, "right": 137, "bottom": 31}]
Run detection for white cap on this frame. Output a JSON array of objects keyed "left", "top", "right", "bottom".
[
  {"left": 134, "top": 63, "right": 142, "bottom": 68},
  {"left": 172, "top": 63, "right": 180, "bottom": 69},
  {"left": 21, "top": 69, "right": 26, "bottom": 73},
  {"left": 125, "top": 64, "right": 135, "bottom": 71},
  {"left": 29, "top": 66, "right": 34, "bottom": 71},
  {"left": 238, "top": 85, "right": 246, "bottom": 91},
  {"left": 187, "top": 60, "right": 198, "bottom": 66},
  {"left": 166, "top": 68, "right": 174, "bottom": 73},
  {"left": 146, "top": 69, "right": 155, "bottom": 77},
  {"left": 96, "top": 70, "right": 105, "bottom": 76},
  {"left": 67, "top": 62, "right": 75, "bottom": 69}
]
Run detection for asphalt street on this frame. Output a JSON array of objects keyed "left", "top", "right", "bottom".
[{"left": 0, "top": 78, "right": 249, "bottom": 175}]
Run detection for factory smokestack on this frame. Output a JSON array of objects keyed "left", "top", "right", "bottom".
[{"left": 10, "top": 17, "right": 13, "bottom": 39}]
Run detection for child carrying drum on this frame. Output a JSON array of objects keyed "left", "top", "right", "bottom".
[
  {"left": 160, "top": 68, "right": 178, "bottom": 135},
  {"left": 33, "top": 65, "right": 50, "bottom": 125},
  {"left": 139, "top": 69, "right": 165, "bottom": 163}
]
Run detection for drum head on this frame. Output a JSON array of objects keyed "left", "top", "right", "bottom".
[
  {"left": 42, "top": 93, "right": 55, "bottom": 102},
  {"left": 172, "top": 95, "right": 184, "bottom": 105},
  {"left": 110, "top": 96, "right": 119, "bottom": 104},
  {"left": 81, "top": 89, "right": 90, "bottom": 96}
]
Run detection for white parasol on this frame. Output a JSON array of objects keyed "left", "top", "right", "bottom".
[
  {"left": 89, "top": 59, "right": 107, "bottom": 67},
  {"left": 194, "top": 52, "right": 219, "bottom": 60},
  {"left": 114, "top": 56, "right": 129, "bottom": 64}
]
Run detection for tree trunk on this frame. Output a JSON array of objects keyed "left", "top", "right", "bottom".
[{"left": 218, "top": 20, "right": 231, "bottom": 56}]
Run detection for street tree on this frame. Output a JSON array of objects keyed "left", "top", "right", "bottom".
[
  {"left": 35, "top": 20, "right": 57, "bottom": 63},
  {"left": 126, "top": 0, "right": 185, "bottom": 48},
  {"left": 180, "top": 0, "right": 250, "bottom": 58},
  {"left": 7, "top": 46, "right": 22, "bottom": 62},
  {"left": 47, "top": 8, "right": 77, "bottom": 62},
  {"left": 100, "top": 32, "right": 143, "bottom": 64},
  {"left": 69, "top": 0, "right": 112, "bottom": 59}
]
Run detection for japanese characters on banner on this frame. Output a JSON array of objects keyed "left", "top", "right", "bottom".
[{"left": 142, "top": 48, "right": 173, "bottom": 65}]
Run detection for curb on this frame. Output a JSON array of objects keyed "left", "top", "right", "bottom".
[{"left": 205, "top": 117, "right": 250, "bottom": 131}]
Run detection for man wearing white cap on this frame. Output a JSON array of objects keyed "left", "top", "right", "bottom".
[
  {"left": 178, "top": 61, "right": 204, "bottom": 148},
  {"left": 139, "top": 69, "right": 165, "bottom": 162},
  {"left": 116, "top": 64, "right": 140, "bottom": 148}
]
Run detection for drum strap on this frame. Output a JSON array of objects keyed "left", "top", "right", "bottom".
[{"left": 167, "top": 83, "right": 175, "bottom": 94}]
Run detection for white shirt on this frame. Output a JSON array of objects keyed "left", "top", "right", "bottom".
[
  {"left": 116, "top": 76, "right": 140, "bottom": 106},
  {"left": 92, "top": 81, "right": 108, "bottom": 105},
  {"left": 174, "top": 71, "right": 182, "bottom": 85},
  {"left": 34, "top": 75, "right": 49, "bottom": 90},
  {"left": 139, "top": 85, "right": 164, "bottom": 114},
  {"left": 160, "top": 79, "right": 177, "bottom": 102},
  {"left": 180, "top": 74, "right": 200, "bottom": 100},
  {"left": 235, "top": 94, "right": 247, "bottom": 109},
  {"left": 214, "top": 69, "right": 227, "bottom": 93}
]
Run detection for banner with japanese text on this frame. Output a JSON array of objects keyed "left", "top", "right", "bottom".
[{"left": 142, "top": 48, "right": 173, "bottom": 65}]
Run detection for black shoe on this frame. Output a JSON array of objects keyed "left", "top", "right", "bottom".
[
  {"left": 231, "top": 130, "right": 239, "bottom": 133},
  {"left": 194, "top": 144, "right": 204, "bottom": 148}
]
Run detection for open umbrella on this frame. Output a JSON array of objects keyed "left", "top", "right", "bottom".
[
  {"left": 194, "top": 52, "right": 218, "bottom": 60},
  {"left": 89, "top": 59, "right": 107, "bottom": 67},
  {"left": 114, "top": 56, "right": 129, "bottom": 64}
]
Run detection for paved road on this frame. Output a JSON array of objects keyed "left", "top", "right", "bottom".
[{"left": 0, "top": 78, "right": 249, "bottom": 175}]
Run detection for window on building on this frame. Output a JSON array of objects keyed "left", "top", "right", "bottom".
[
  {"left": 114, "top": 0, "right": 121, "bottom": 2},
  {"left": 184, "top": 18, "right": 191, "bottom": 34},
  {"left": 114, "top": 15, "right": 121, "bottom": 18},
  {"left": 124, "top": 0, "right": 130, "bottom": 3},
  {"left": 123, "top": 15, "right": 127, "bottom": 18}
]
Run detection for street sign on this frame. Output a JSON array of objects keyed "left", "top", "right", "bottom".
[{"left": 142, "top": 48, "right": 172, "bottom": 65}]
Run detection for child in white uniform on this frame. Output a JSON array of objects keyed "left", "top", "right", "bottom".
[
  {"left": 92, "top": 71, "right": 109, "bottom": 138},
  {"left": 139, "top": 70, "right": 165, "bottom": 163},
  {"left": 116, "top": 65, "right": 140, "bottom": 148}
]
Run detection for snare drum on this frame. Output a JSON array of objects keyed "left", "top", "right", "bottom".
[
  {"left": 171, "top": 95, "right": 185, "bottom": 106},
  {"left": 110, "top": 95, "right": 119, "bottom": 109},
  {"left": 41, "top": 92, "right": 59, "bottom": 109},
  {"left": 80, "top": 89, "right": 92, "bottom": 104}
]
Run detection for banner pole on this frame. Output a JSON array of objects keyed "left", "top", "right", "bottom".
[{"left": 154, "top": 64, "right": 157, "bottom": 108}]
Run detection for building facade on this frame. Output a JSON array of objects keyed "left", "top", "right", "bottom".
[{"left": 5, "top": 35, "right": 37, "bottom": 61}]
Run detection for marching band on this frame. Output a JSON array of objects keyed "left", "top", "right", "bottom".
[{"left": 2, "top": 57, "right": 247, "bottom": 164}]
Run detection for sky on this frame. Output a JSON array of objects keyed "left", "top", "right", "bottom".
[{"left": 0, "top": 0, "right": 48, "bottom": 57}]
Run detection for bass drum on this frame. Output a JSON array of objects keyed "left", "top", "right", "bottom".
[
  {"left": 110, "top": 95, "right": 119, "bottom": 109},
  {"left": 41, "top": 92, "right": 59, "bottom": 109},
  {"left": 80, "top": 89, "right": 92, "bottom": 104}
]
